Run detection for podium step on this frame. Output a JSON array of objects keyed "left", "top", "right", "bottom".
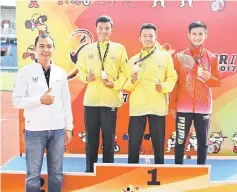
[{"left": 1, "top": 163, "right": 237, "bottom": 191}]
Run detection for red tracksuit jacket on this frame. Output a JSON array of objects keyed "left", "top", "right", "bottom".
[{"left": 170, "top": 45, "right": 222, "bottom": 114}]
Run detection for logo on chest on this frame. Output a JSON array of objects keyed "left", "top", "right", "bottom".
[
  {"left": 110, "top": 56, "right": 117, "bottom": 60},
  {"left": 88, "top": 53, "right": 94, "bottom": 59},
  {"left": 32, "top": 77, "right": 38, "bottom": 83},
  {"left": 157, "top": 63, "right": 164, "bottom": 68}
]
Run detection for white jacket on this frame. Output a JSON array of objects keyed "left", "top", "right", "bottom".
[{"left": 12, "top": 61, "right": 73, "bottom": 131}]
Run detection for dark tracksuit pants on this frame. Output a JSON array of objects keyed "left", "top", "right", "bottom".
[
  {"left": 175, "top": 112, "right": 210, "bottom": 165},
  {"left": 84, "top": 106, "right": 117, "bottom": 172},
  {"left": 128, "top": 115, "right": 165, "bottom": 164}
]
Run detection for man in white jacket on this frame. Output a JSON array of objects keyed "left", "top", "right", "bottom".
[{"left": 12, "top": 34, "right": 73, "bottom": 192}]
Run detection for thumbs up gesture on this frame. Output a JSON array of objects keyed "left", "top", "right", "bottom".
[
  {"left": 86, "top": 69, "right": 96, "bottom": 82},
  {"left": 155, "top": 79, "right": 164, "bottom": 92},
  {"left": 131, "top": 72, "right": 138, "bottom": 84},
  {"left": 40, "top": 88, "right": 54, "bottom": 105}
]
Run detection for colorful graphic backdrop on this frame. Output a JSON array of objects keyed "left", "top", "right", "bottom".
[{"left": 16, "top": 0, "right": 237, "bottom": 156}]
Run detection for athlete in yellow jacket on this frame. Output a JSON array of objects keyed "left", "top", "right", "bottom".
[
  {"left": 77, "top": 15, "right": 128, "bottom": 172},
  {"left": 124, "top": 23, "right": 177, "bottom": 164},
  {"left": 78, "top": 40, "right": 128, "bottom": 107}
]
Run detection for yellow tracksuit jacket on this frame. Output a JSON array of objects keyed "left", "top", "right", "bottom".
[
  {"left": 77, "top": 41, "right": 128, "bottom": 107},
  {"left": 124, "top": 47, "right": 178, "bottom": 116}
]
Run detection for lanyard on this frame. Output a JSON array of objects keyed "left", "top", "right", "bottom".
[
  {"left": 134, "top": 47, "right": 156, "bottom": 66},
  {"left": 191, "top": 49, "right": 204, "bottom": 65},
  {"left": 191, "top": 49, "right": 209, "bottom": 70},
  {"left": 97, "top": 43, "right": 110, "bottom": 71}
]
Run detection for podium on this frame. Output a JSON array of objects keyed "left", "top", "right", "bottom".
[{"left": 1, "top": 163, "right": 237, "bottom": 191}]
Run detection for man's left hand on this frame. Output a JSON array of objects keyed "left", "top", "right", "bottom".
[
  {"left": 202, "top": 71, "right": 211, "bottom": 82},
  {"left": 103, "top": 79, "right": 114, "bottom": 88},
  {"left": 155, "top": 81, "right": 164, "bottom": 92},
  {"left": 65, "top": 130, "right": 72, "bottom": 145}
]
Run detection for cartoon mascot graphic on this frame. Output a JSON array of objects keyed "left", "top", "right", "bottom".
[
  {"left": 186, "top": 130, "right": 197, "bottom": 152},
  {"left": 78, "top": 132, "right": 87, "bottom": 143},
  {"left": 207, "top": 131, "right": 227, "bottom": 154},
  {"left": 232, "top": 132, "right": 237, "bottom": 154},
  {"left": 25, "top": 14, "right": 49, "bottom": 35},
  {"left": 28, "top": 0, "right": 39, "bottom": 8},
  {"left": 22, "top": 45, "right": 36, "bottom": 60},
  {"left": 166, "top": 131, "right": 176, "bottom": 152},
  {"left": 101, "top": 135, "right": 120, "bottom": 153}
]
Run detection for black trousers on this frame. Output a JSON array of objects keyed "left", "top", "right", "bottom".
[
  {"left": 128, "top": 115, "right": 165, "bottom": 164},
  {"left": 84, "top": 106, "right": 117, "bottom": 172},
  {"left": 175, "top": 112, "right": 210, "bottom": 165}
]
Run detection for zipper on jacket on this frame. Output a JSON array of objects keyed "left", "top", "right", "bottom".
[
  {"left": 164, "top": 93, "right": 168, "bottom": 114},
  {"left": 193, "top": 67, "right": 198, "bottom": 113},
  {"left": 101, "top": 80, "right": 104, "bottom": 105}
]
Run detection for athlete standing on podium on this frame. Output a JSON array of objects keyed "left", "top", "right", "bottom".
[
  {"left": 124, "top": 23, "right": 177, "bottom": 164},
  {"left": 170, "top": 21, "right": 222, "bottom": 165},
  {"left": 77, "top": 15, "right": 129, "bottom": 172}
]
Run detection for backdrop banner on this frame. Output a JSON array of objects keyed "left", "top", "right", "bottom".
[{"left": 16, "top": 0, "right": 237, "bottom": 156}]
